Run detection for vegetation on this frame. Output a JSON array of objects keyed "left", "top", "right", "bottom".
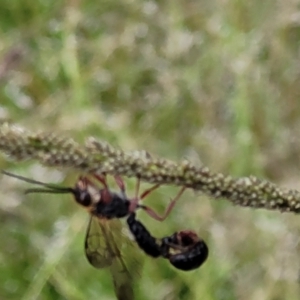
[{"left": 1, "top": 0, "right": 300, "bottom": 299}]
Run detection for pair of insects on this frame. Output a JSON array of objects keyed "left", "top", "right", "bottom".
[{"left": 2, "top": 171, "right": 208, "bottom": 299}]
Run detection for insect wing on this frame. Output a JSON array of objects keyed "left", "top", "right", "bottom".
[
  {"left": 108, "top": 221, "right": 143, "bottom": 300},
  {"left": 85, "top": 215, "right": 114, "bottom": 268},
  {"left": 85, "top": 216, "right": 142, "bottom": 300}
]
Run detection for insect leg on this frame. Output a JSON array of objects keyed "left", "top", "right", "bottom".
[
  {"left": 93, "top": 173, "right": 108, "bottom": 188},
  {"left": 139, "top": 183, "right": 161, "bottom": 200},
  {"left": 129, "top": 177, "right": 161, "bottom": 212},
  {"left": 113, "top": 175, "right": 126, "bottom": 195},
  {"left": 139, "top": 187, "right": 186, "bottom": 221},
  {"left": 91, "top": 173, "right": 113, "bottom": 203}
]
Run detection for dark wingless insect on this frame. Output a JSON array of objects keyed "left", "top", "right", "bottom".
[
  {"left": 2, "top": 170, "right": 194, "bottom": 300},
  {"left": 127, "top": 213, "right": 208, "bottom": 271}
]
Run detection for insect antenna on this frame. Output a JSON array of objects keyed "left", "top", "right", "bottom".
[
  {"left": 1, "top": 170, "right": 74, "bottom": 195},
  {"left": 24, "top": 188, "right": 73, "bottom": 195}
]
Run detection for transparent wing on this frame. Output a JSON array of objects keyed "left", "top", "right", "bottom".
[
  {"left": 108, "top": 222, "right": 143, "bottom": 300},
  {"left": 84, "top": 216, "right": 143, "bottom": 300},
  {"left": 85, "top": 215, "right": 114, "bottom": 268}
]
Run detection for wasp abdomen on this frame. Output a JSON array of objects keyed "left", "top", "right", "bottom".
[
  {"left": 168, "top": 240, "right": 208, "bottom": 271},
  {"left": 160, "top": 230, "right": 209, "bottom": 271},
  {"left": 127, "top": 214, "right": 161, "bottom": 258}
]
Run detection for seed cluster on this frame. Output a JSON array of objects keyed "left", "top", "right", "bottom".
[{"left": 1, "top": 123, "right": 300, "bottom": 214}]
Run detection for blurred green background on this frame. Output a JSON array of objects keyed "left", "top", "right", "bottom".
[{"left": 1, "top": 0, "right": 300, "bottom": 299}]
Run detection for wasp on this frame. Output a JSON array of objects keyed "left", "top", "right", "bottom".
[
  {"left": 127, "top": 213, "right": 209, "bottom": 271},
  {"left": 2, "top": 170, "right": 186, "bottom": 299}
]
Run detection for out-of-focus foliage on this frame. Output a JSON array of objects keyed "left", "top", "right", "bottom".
[{"left": 1, "top": 0, "right": 300, "bottom": 299}]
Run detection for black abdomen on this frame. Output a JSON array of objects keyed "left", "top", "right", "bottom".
[
  {"left": 127, "top": 214, "right": 161, "bottom": 258},
  {"left": 168, "top": 241, "right": 209, "bottom": 271}
]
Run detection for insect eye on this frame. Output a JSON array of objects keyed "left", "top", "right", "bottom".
[{"left": 76, "top": 191, "right": 92, "bottom": 207}]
